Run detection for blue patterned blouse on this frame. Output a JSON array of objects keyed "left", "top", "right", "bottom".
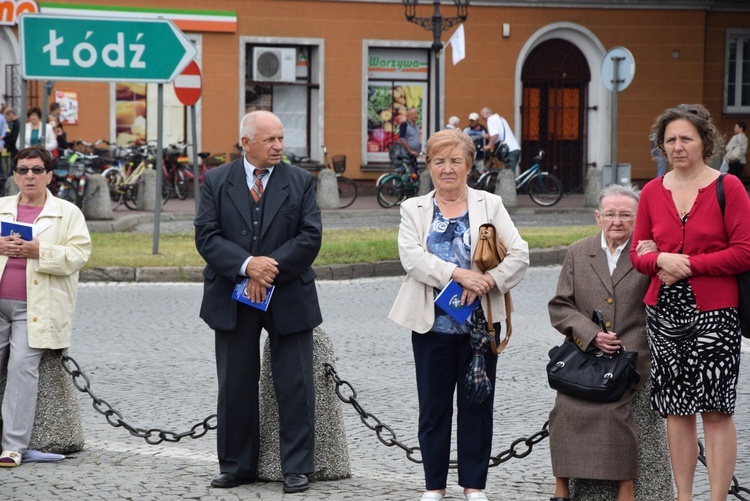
[{"left": 427, "top": 200, "right": 472, "bottom": 334}]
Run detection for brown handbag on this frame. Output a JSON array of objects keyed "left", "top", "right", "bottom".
[{"left": 473, "top": 223, "right": 513, "bottom": 355}]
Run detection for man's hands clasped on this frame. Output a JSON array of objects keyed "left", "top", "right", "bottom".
[{"left": 245, "top": 256, "right": 279, "bottom": 303}]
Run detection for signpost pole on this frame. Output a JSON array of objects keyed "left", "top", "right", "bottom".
[
  {"left": 153, "top": 83, "right": 164, "bottom": 254},
  {"left": 191, "top": 106, "right": 200, "bottom": 212},
  {"left": 611, "top": 56, "right": 621, "bottom": 184},
  {"left": 19, "top": 80, "right": 27, "bottom": 150}
]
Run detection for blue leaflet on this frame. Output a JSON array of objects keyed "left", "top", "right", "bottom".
[
  {"left": 434, "top": 279, "right": 478, "bottom": 324},
  {"left": 231, "top": 278, "right": 274, "bottom": 311}
]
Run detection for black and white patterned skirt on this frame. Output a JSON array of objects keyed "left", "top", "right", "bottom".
[{"left": 645, "top": 279, "right": 741, "bottom": 417}]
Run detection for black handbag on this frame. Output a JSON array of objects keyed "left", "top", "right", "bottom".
[
  {"left": 546, "top": 310, "right": 640, "bottom": 403},
  {"left": 716, "top": 174, "right": 750, "bottom": 339},
  {"left": 492, "top": 142, "right": 510, "bottom": 163}
]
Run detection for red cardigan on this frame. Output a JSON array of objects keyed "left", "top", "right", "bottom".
[{"left": 630, "top": 174, "right": 750, "bottom": 310}]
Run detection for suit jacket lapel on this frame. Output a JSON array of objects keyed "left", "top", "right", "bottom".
[
  {"left": 611, "top": 238, "right": 634, "bottom": 287},
  {"left": 226, "top": 159, "right": 254, "bottom": 231},
  {"left": 588, "top": 232, "right": 614, "bottom": 295},
  {"left": 259, "top": 164, "right": 290, "bottom": 239}
]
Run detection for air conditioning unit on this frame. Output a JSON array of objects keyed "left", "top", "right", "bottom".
[{"left": 253, "top": 47, "right": 297, "bottom": 83}]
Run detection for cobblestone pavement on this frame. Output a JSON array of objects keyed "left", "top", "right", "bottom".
[{"left": 3, "top": 269, "right": 750, "bottom": 500}]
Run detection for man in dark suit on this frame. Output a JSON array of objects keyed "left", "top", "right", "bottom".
[{"left": 195, "top": 110, "right": 321, "bottom": 493}]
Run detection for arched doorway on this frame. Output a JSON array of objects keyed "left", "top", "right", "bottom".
[
  {"left": 0, "top": 27, "right": 21, "bottom": 111},
  {"left": 521, "top": 39, "right": 590, "bottom": 193}
]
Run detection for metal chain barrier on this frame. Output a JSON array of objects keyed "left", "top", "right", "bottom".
[
  {"left": 57, "top": 352, "right": 750, "bottom": 499},
  {"left": 60, "top": 352, "right": 217, "bottom": 445}
]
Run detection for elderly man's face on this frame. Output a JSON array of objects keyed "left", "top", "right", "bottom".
[{"left": 595, "top": 194, "right": 637, "bottom": 248}]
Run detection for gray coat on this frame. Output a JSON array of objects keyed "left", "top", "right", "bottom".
[{"left": 546, "top": 232, "right": 650, "bottom": 480}]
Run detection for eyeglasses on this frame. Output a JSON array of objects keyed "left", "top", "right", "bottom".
[
  {"left": 14, "top": 166, "right": 47, "bottom": 175},
  {"left": 598, "top": 211, "right": 635, "bottom": 222}
]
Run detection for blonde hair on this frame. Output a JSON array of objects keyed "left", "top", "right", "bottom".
[{"left": 425, "top": 129, "right": 475, "bottom": 167}]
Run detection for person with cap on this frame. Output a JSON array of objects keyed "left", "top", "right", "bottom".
[{"left": 463, "top": 113, "right": 487, "bottom": 167}]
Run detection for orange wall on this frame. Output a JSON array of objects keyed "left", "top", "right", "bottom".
[{"left": 33, "top": 0, "right": 750, "bottom": 181}]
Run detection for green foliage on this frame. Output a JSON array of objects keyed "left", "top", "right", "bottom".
[{"left": 86, "top": 225, "right": 600, "bottom": 269}]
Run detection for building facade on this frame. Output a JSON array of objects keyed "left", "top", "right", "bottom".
[{"left": 2, "top": 0, "right": 749, "bottom": 187}]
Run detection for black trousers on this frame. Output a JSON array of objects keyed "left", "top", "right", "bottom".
[
  {"left": 214, "top": 304, "right": 315, "bottom": 478},
  {"left": 728, "top": 161, "right": 744, "bottom": 179},
  {"left": 412, "top": 330, "right": 498, "bottom": 491}
]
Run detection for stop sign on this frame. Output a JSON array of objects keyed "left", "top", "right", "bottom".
[{"left": 173, "top": 60, "right": 202, "bottom": 106}]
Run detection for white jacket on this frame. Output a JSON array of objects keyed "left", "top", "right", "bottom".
[
  {"left": 17, "top": 123, "right": 57, "bottom": 152},
  {"left": 0, "top": 191, "right": 91, "bottom": 348},
  {"left": 388, "top": 188, "right": 529, "bottom": 333}
]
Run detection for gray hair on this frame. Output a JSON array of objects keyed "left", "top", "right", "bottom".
[
  {"left": 598, "top": 184, "right": 640, "bottom": 209},
  {"left": 240, "top": 110, "right": 280, "bottom": 142},
  {"left": 481, "top": 106, "right": 492, "bottom": 115}
]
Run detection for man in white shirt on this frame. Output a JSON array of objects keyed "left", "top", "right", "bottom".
[{"left": 481, "top": 107, "right": 521, "bottom": 171}]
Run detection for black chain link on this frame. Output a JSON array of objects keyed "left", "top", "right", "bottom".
[
  {"left": 57, "top": 352, "right": 750, "bottom": 499},
  {"left": 324, "top": 362, "right": 548, "bottom": 468},
  {"left": 60, "top": 352, "right": 217, "bottom": 445}
]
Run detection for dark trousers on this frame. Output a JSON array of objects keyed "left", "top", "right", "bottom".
[
  {"left": 412, "top": 330, "right": 498, "bottom": 490},
  {"left": 214, "top": 304, "right": 315, "bottom": 478},
  {"left": 728, "top": 161, "right": 745, "bottom": 179}
]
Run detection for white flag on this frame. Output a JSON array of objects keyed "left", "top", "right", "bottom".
[{"left": 447, "top": 24, "right": 466, "bottom": 65}]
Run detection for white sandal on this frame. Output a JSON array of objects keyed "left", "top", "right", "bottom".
[
  {"left": 420, "top": 492, "right": 444, "bottom": 501},
  {"left": 0, "top": 450, "right": 21, "bottom": 467},
  {"left": 465, "top": 492, "right": 489, "bottom": 501}
]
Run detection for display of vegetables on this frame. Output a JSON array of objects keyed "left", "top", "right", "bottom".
[{"left": 367, "top": 84, "right": 424, "bottom": 153}]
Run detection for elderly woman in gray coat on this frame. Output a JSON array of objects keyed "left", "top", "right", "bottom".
[{"left": 547, "top": 184, "right": 650, "bottom": 501}]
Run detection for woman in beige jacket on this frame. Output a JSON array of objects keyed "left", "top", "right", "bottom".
[
  {"left": 0, "top": 146, "right": 91, "bottom": 467},
  {"left": 389, "top": 129, "right": 529, "bottom": 501}
]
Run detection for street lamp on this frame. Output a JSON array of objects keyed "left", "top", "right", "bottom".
[{"left": 402, "top": 0, "right": 469, "bottom": 131}]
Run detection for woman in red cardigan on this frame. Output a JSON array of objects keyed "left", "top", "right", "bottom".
[{"left": 631, "top": 104, "right": 750, "bottom": 501}]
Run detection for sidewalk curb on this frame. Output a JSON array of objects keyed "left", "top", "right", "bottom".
[{"left": 79, "top": 248, "right": 567, "bottom": 283}]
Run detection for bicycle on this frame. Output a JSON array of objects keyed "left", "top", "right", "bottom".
[
  {"left": 321, "top": 146, "right": 357, "bottom": 209},
  {"left": 162, "top": 143, "right": 190, "bottom": 200},
  {"left": 102, "top": 143, "right": 169, "bottom": 210},
  {"left": 476, "top": 149, "right": 563, "bottom": 207},
  {"left": 376, "top": 155, "right": 423, "bottom": 208}
]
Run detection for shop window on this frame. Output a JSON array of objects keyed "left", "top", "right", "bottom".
[
  {"left": 366, "top": 47, "right": 429, "bottom": 165},
  {"left": 245, "top": 45, "right": 317, "bottom": 158},
  {"left": 725, "top": 29, "right": 750, "bottom": 114}
]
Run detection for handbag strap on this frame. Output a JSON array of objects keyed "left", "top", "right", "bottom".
[{"left": 480, "top": 200, "right": 513, "bottom": 355}]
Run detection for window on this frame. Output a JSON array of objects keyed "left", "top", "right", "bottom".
[
  {"left": 245, "top": 44, "right": 318, "bottom": 158},
  {"left": 725, "top": 29, "right": 750, "bottom": 114},
  {"left": 365, "top": 47, "right": 429, "bottom": 165}
]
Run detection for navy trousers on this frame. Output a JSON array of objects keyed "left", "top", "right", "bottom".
[{"left": 412, "top": 329, "right": 498, "bottom": 490}]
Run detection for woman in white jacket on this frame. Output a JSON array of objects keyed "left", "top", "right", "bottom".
[
  {"left": 0, "top": 146, "right": 90, "bottom": 468},
  {"left": 389, "top": 129, "right": 529, "bottom": 501},
  {"left": 16, "top": 107, "right": 57, "bottom": 153},
  {"left": 725, "top": 120, "right": 747, "bottom": 178}
]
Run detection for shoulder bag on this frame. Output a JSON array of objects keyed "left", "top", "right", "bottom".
[
  {"left": 725, "top": 140, "right": 742, "bottom": 163},
  {"left": 716, "top": 174, "right": 750, "bottom": 338},
  {"left": 473, "top": 222, "right": 512, "bottom": 355},
  {"left": 546, "top": 309, "right": 640, "bottom": 403}
]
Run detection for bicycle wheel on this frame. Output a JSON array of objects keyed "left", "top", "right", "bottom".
[
  {"left": 173, "top": 167, "right": 189, "bottom": 200},
  {"left": 103, "top": 168, "right": 125, "bottom": 202},
  {"left": 337, "top": 176, "right": 357, "bottom": 209},
  {"left": 55, "top": 179, "right": 79, "bottom": 205},
  {"left": 528, "top": 172, "right": 563, "bottom": 207},
  {"left": 377, "top": 175, "right": 406, "bottom": 208},
  {"left": 477, "top": 171, "right": 499, "bottom": 193},
  {"left": 123, "top": 184, "right": 139, "bottom": 210}
]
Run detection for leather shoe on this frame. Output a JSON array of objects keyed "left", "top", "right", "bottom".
[
  {"left": 283, "top": 473, "right": 309, "bottom": 493},
  {"left": 210, "top": 472, "right": 255, "bottom": 488},
  {"left": 550, "top": 498, "right": 570, "bottom": 501}
]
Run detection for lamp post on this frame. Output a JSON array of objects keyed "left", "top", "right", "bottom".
[{"left": 402, "top": 0, "right": 469, "bottom": 132}]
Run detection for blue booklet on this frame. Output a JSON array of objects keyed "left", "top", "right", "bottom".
[
  {"left": 434, "top": 279, "right": 479, "bottom": 324},
  {"left": 231, "top": 278, "right": 274, "bottom": 311},
  {"left": 0, "top": 221, "right": 36, "bottom": 241}
]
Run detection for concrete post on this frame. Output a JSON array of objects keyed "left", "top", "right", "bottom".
[
  {"left": 0, "top": 349, "right": 85, "bottom": 454},
  {"left": 495, "top": 168, "right": 517, "bottom": 207},
  {"left": 584, "top": 166, "right": 602, "bottom": 208},
  {"left": 136, "top": 169, "right": 157, "bottom": 211},
  {"left": 81, "top": 174, "right": 113, "bottom": 220},
  {"left": 257, "top": 327, "right": 351, "bottom": 481},
  {"left": 316, "top": 169, "right": 339, "bottom": 210}
]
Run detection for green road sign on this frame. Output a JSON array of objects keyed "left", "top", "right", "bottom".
[{"left": 19, "top": 14, "right": 197, "bottom": 83}]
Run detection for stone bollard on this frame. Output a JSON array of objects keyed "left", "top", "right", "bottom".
[
  {"left": 257, "top": 327, "right": 351, "bottom": 482},
  {"left": 136, "top": 169, "right": 157, "bottom": 211},
  {"left": 495, "top": 168, "right": 517, "bottom": 208},
  {"left": 418, "top": 167, "right": 433, "bottom": 196},
  {"left": 0, "top": 349, "right": 85, "bottom": 454},
  {"left": 4, "top": 175, "right": 18, "bottom": 196},
  {"left": 81, "top": 174, "right": 113, "bottom": 220},
  {"left": 583, "top": 166, "right": 601, "bottom": 208},
  {"left": 569, "top": 379, "right": 674, "bottom": 500},
  {"left": 316, "top": 169, "right": 339, "bottom": 209}
]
